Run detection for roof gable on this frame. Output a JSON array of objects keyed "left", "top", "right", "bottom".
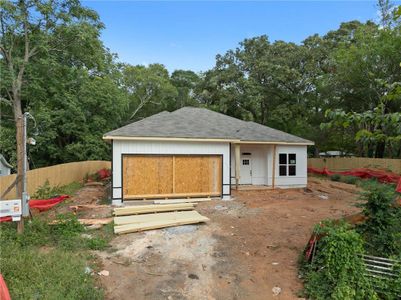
[{"left": 104, "top": 107, "right": 313, "bottom": 144}]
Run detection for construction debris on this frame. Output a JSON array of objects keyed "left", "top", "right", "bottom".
[
  {"left": 114, "top": 214, "right": 209, "bottom": 235},
  {"left": 98, "top": 270, "right": 110, "bottom": 276},
  {"left": 69, "top": 204, "right": 110, "bottom": 212},
  {"left": 114, "top": 211, "right": 200, "bottom": 226},
  {"left": 113, "top": 203, "right": 196, "bottom": 216},
  {"left": 272, "top": 286, "right": 281, "bottom": 296},
  {"left": 113, "top": 204, "right": 209, "bottom": 235}
]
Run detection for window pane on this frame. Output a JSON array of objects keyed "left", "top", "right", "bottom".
[
  {"left": 289, "top": 154, "right": 296, "bottom": 164},
  {"left": 289, "top": 165, "right": 296, "bottom": 176},
  {"left": 279, "top": 153, "right": 287, "bottom": 165},
  {"left": 242, "top": 159, "right": 249, "bottom": 165},
  {"left": 279, "top": 165, "right": 287, "bottom": 176}
]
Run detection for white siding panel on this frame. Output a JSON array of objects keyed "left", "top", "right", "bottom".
[
  {"left": 273, "top": 145, "right": 308, "bottom": 187},
  {"left": 230, "top": 144, "right": 308, "bottom": 188},
  {"left": 112, "top": 140, "right": 230, "bottom": 200},
  {"left": 230, "top": 144, "right": 269, "bottom": 185}
]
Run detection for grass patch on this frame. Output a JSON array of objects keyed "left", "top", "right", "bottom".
[
  {"left": 329, "top": 174, "right": 360, "bottom": 185},
  {"left": 0, "top": 214, "right": 111, "bottom": 299},
  {"left": 32, "top": 180, "right": 83, "bottom": 199},
  {"left": 0, "top": 244, "right": 102, "bottom": 300}
]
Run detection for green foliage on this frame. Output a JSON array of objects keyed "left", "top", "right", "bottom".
[
  {"left": 86, "top": 237, "right": 109, "bottom": 250},
  {"left": 0, "top": 214, "right": 109, "bottom": 299},
  {"left": 2, "top": 0, "right": 401, "bottom": 170},
  {"left": 340, "top": 176, "right": 359, "bottom": 185},
  {"left": 0, "top": 243, "right": 103, "bottom": 300},
  {"left": 303, "top": 221, "right": 378, "bottom": 300},
  {"left": 302, "top": 181, "right": 401, "bottom": 299},
  {"left": 32, "top": 180, "right": 83, "bottom": 199},
  {"left": 357, "top": 181, "right": 401, "bottom": 256},
  {"left": 330, "top": 174, "right": 341, "bottom": 182}
]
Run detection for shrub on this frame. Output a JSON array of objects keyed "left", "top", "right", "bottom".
[
  {"left": 357, "top": 182, "right": 401, "bottom": 257},
  {"left": 340, "top": 176, "right": 358, "bottom": 185},
  {"left": 303, "top": 220, "right": 378, "bottom": 300},
  {"left": 330, "top": 174, "right": 341, "bottom": 181},
  {"left": 86, "top": 237, "right": 108, "bottom": 250},
  {"left": 33, "top": 180, "right": 82, "bottom": 199}
]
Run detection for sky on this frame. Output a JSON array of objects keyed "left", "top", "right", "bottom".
[{"left": 83, "top": 1, "right": 395, "bottom": 73}]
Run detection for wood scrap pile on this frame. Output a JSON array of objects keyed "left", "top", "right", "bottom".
[{"left": 113, "top": 203, "right": 209, "bottom": 235}]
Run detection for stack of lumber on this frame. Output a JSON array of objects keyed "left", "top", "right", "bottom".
[
  {"left": 153, "top": 197, "right": 214, "bottom": 204},
  {"left": 113, "top": 203, "right": 209, "bottom": 235}
]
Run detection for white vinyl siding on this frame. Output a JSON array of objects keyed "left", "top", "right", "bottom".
[{"left": 112, "top": 140, "right": 231, "bottom": 201}]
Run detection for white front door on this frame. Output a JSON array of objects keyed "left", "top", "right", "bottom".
[{"left": 240, "top": 156, "right": 252, "bottom": 184}]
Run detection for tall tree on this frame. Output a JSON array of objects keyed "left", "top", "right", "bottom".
[
  {"left": 121, "top": 64, "right": 177, "bottom": 120},
  {"left": 170, "top": 70, "right": 200, "bottom": 108},
  {"left": 0, "top": 0, "right": 103, "bottom": 229}
]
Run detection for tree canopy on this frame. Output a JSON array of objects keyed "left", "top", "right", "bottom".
[{"left": 1, "top": 0, "right": 400, "bottom": 170}]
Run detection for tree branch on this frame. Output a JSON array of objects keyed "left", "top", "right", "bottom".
[{"left": 0, "top": 97, "right": 12, "bottom": 106}]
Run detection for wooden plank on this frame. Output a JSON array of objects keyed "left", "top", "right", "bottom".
[
  {"left": 124, "top": 191, "right": 221, "bottom": 200},
  {"left": 114, "top": 210, "right": 203, "bottom": 225},
  {"left": 78, "top": 218, "right": 113, "bottom": 225},
  {"left": 153, "top": 198, "right": 213, "bottom": 204},
  {"left": 69, "top": 204, "right": 109, "bottom": 211},
  {"left": 114, "top": 215, "right": 209, "bottom": 234},
  {"left": 113, "top": 203, "right": 196, "bottom": 216}
]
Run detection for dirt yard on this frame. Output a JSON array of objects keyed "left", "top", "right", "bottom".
[{"left": 86, "top": 177, "right": 361, "bottom": 300}]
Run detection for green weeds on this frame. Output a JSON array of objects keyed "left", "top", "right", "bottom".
[
  {"left": 32, "top": 180, "right": 83, "bottom": 199},
  {"left": 0, "top": 214, "right": 111, "bottom": 299}
]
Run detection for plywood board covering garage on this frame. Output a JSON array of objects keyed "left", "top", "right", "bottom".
[{"left": 123, "top": 155, "right": 222, "bottom": 199}]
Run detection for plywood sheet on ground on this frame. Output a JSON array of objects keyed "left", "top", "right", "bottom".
[{"left": 114, "top": 214, "right": 209, "bottom": 234}]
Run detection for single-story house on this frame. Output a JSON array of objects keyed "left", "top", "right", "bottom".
[
  {"left": 0, "top": 154, "right": 12, "bottom": 176},
  {"left": 104, "top": 107, "right": 314, "bottom": 204}
]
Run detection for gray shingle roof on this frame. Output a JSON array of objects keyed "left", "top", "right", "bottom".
[{"left": 104, "top": 107, "right": 313, "bottom": 144}]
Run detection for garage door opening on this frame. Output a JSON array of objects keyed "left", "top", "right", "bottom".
[{"left": 122, "top": 155, "right": 222, "bottom": 200}]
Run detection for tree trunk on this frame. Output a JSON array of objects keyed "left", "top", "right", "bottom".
[
  {"left": 374, "top": 142, "right": 385, "bottom": 158},
  {"left": 13, "top": 94, "right": 24, "bottom": 233}
]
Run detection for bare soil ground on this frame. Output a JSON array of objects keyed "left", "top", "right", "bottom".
[{"left": 91, "top": 177, "right": 361, "bottom": 300}]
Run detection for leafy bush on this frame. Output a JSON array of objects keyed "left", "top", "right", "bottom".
[
  {"left": 340, "top": 175, "right": 359, "bottom": 185},
  {"left": 303, "top": 220, "right": 378, "bottom": 300},
  {"left": 86, "top": 237, "right": 109, "bottom": 250},
  {"left": 33, "top": 180, "right": 83, "bottom": 199},
  {"left": 330, "top": 174, "right": 341, "bottom": 181},
  {"left": 357, "top": 182, "right": 401, "bottom": 257}
]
